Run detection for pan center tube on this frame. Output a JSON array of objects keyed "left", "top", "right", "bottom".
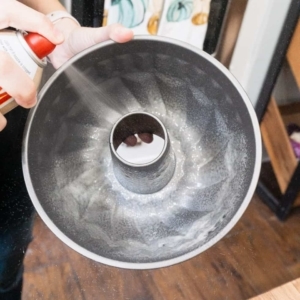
[{"left": 110, "top": 112, "right": 176, "bottom": 194}]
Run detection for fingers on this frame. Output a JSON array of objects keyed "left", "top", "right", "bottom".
[
  {"left": 124, "top": 135, "right": 137, "bottom": 147},
  {"left": 0, "top": 51, "right": 37, "bottom": 108},
  {"left": 0, "top": 0, "right": 64, "bottom": 44},
  {"left": 67, "top": 23, "right": 133, "bottom": 56},
  {"left": 106, "top": 24, "right": 134, "bottom": 43},
  {"left": 0, "top": 113, "right": 7, "bottom": 131},
  {"left": 49, "top": 22, "right": 133, "bottom": 68},
  {"left": 138, "top": 133, "right": 153, "bottom": 144},
  {"left": 123, "top": 133, "right": 154, "bottom": 146}
]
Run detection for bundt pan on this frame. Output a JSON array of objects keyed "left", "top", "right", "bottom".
[{"left": 22, "top": 36, "right": 261, "bottom": 269}]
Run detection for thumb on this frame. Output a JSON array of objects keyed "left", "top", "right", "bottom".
[{"left": 67, "top": 24, "right": 133, "bottom": 56}]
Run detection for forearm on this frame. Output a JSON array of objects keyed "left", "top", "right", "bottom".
[{"left": 18, "top": 0, "right": 66, "bottom": 14}]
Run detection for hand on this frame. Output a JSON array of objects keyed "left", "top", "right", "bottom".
[
  {"left": 48, "top": 19, "right": 133, "bottom": 69},
  {"left": 0, "top": 1, "right": 133, "bottom": 131},
  {"left": 0, "top": 0, "right": 64, "bottom": 131}
]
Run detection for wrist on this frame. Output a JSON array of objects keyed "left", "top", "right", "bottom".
[
  {"left": 47, "top": 11, "right": 80, "bottom": 44},
  {"left": 47, "top": 11, "right": 80, "bottom": 27},
  {"left": 46, "top": 12, "right": 81, "bottom": 68}
]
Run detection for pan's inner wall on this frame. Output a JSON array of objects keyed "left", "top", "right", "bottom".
[{"left": 26, "top": 40, "right": 256, "bottom": 263}]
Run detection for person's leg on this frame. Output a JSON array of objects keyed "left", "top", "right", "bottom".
[
  {"left": 0, "top": 217, "right": 34, "bottom": 299},
  {"left": 0, "top": 107, "right": 34, "bottom": 300}
]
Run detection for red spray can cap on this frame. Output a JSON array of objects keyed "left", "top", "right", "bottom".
[{"left": 24, "top": 32, "right": 56, "bottom": 59}]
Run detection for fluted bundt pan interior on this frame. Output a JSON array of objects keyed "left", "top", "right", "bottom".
[{"left": 23, "top": 36, "right": 261, "bottom": 269}]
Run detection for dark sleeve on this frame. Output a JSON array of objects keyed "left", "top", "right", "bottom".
[{"left": 0, "top": 107, "right": 34, "bottom": 225}]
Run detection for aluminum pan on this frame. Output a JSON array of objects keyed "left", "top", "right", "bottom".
[{"left": 22, "top": 36, "right": 262, "bottom": 269}]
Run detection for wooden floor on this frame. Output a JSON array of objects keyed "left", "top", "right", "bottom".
[
  {"left": 251, "top": 278, "right": 300, "bottom": 300},
  {"left": 22, "top": 180, "right": 300, "bottom": 299}
]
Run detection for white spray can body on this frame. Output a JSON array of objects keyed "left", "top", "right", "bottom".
[{"left": 0, "top": 29, "right": 54, "bottom": 114}]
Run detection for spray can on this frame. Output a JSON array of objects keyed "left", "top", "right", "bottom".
[{"left": 0, "top": 29, "right": 56, "bottom": 115}]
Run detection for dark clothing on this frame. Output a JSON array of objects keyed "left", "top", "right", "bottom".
[{"left": 0, "top": 107, "right": 35, "bottom": 299}]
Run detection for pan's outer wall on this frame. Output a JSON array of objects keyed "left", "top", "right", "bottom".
[{"left": 22, "top": 36, "right": 262, "bottom": 269}]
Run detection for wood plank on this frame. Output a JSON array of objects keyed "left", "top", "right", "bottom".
[
  {"left": 22, "top": 191, "right": 300, "bottom": 300},
  {"left": 24, "top": 263, "right": 84, "bottom": 300},
  {"left": 221, "top": 207, "right": 294, "bottom": 295},
  {"left": 260, "top": 97, "right": 298, "bottom": 193},
  {"left": 287, "top": 20, "right": 300, "bottom": 88},
  {"left": 250, "top": 278, "right": 300, "bottom": 300},
  {"left": 292, "top": 278, "right": 300, "bottom": 293}
]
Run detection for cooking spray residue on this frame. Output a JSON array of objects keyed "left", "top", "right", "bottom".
[{"left": 51, "top": 58, "right": 250, "bottom": 262}]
